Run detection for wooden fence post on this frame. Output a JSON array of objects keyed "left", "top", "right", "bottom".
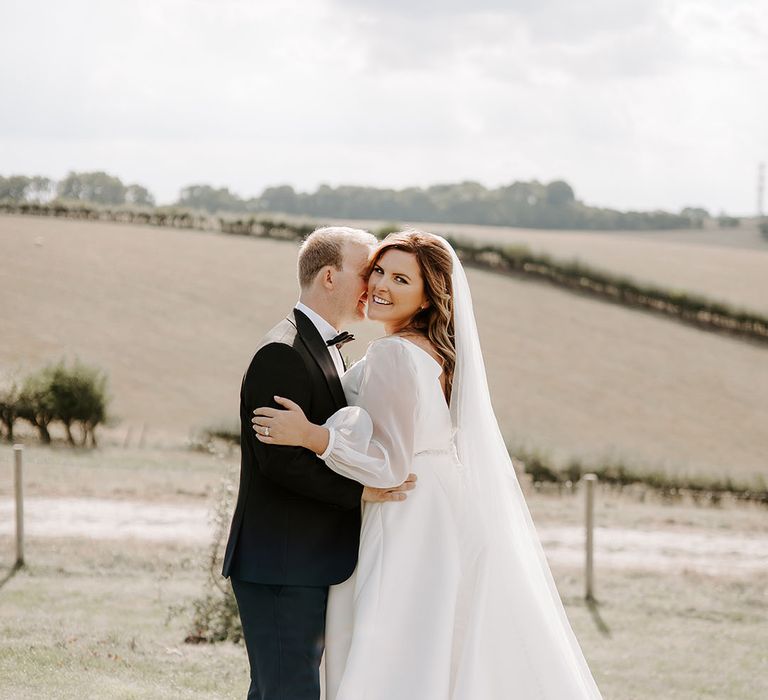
[
  {"left": 583, "top": 473, "right": 597, "bottom": 601},
  {"left": 13, "top": 444, "right": 24, "bottom": 568}
]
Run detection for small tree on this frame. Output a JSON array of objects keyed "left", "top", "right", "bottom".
[
  {"left": 57, "top": 171, "right": 127, "bottom": 205},
  {"left": 0, "top": 374, "right": 21, "bottom": 442},
  {"left": 48, "top": 360, "right": 109, "bottom": 447},
  {"left": 545, "top": 180, "right": 576, "bottom": 207},
  {"left": 75, "top": 363, "right": 109, "bottom": 447},
  {"left": 17, "top": 367, "right": 56, "bottom": 443},
  {"left": 125, "top": 183, "right": 156, "bottom": 207},
  {"left": 16, "top": 360, "right": 109, "bottom": 446},
  {"left": 176, "top": 184, "right": 244, "bottom": 214}
]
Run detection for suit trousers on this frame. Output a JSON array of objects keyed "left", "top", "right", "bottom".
[{"left": 231, "top": 578, "right": 329, "bottom": 700}]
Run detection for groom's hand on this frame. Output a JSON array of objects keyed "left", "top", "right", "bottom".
[{"left": 362, "top": 473, "right": 418, "bottom": 503}]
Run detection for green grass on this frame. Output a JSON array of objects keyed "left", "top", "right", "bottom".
[
  {"left": 1, "top": 531, "right": 765, "bottom": 699},
  {"left": 560, "top": 569, "right": 768, "bottom": 699},
  {"left": 0, "top": 537, "right": 249, "bottom": 699},
  {"left": 1, "top": 446, "right": 766, "bottom": 698}
]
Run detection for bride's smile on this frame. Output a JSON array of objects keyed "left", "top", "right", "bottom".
[{"left": 366, "top": 248, "right": 429, "bottom": 333}]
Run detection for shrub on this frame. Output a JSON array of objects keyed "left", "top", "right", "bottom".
[
  {"left": 185, "top": 473, "right": 242, "bottom": 644},
  {"left": 510, "top": 446, "right": 768, "bottom": 506},
  {"left": 47, "top": 359, "right": 109, "bottom": 446},
  {"left": 189, "top": 421, "right": 239, "bottom": 454},
  {"left": 201, "top": 421, "right": 240, "bottom": 445},
  {"left": 0, "top": 374, "right": 21, "bottom": 442},
  {"left": 15, "top": 360, "right": 109, "bottom": 446},
  {"left": 517, "top": 449, "right": 561, "bottom": 483},
  {"left": 17, "top": 367, "right": 57, "bottom": 443}
]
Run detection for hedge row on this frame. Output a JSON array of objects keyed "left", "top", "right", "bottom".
[
  {"left": 450, "top": 241, "right": 768, "bottom": 343},
  {"left": 519, "top": 449, "right": 767, "bottom": 507},
  {"left": 196, "top": 425, "right": 767, "bottom": 506},
  {"left": 3, "top": 200, "right": 767, "bottom": 344}
]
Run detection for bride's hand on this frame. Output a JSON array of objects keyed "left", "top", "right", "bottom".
[{"left": 253, "top": 396, "right": 311, "bottom": 447}]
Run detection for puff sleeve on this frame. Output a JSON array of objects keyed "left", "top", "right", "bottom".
[{"left": 319, "top": 339, "right": 419, "bottom": 488}]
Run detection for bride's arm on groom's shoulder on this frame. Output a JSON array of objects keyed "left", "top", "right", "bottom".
[{"left": 243, "top": 342, "right": 362, "bottom": 509}]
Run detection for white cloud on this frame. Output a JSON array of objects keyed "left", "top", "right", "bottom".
[{"left": 0, "top": 0, "right": 766, "bottom": 213}]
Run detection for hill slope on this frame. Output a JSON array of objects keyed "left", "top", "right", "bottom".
[
  {"left": 335, "top": 217, "right": 768, "bottom": 315},
  {"left": 1, "top": 215, "right": 766, "bottom": 482}
]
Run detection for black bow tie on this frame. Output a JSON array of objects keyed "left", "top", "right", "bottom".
[{"left": 327, "top": 331, "right": 355, "bottom": 348}]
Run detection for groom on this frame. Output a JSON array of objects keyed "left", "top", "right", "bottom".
[{"left": 222, "top": 226, "right": 414, "bottom": 700}]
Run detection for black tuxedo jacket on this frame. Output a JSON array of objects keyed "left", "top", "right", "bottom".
[{"left": 221, "top": 309, "right": 363, "bottom": 586}]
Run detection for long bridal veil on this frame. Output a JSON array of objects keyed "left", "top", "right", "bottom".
[{"left": 442, "top": 236, "right": 603, "bottom": 698}]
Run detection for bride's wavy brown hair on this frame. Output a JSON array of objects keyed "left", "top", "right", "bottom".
[{"left": 366, "top": 230, "right": 456, "bottom": 401}]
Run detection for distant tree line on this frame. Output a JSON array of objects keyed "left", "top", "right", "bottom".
[
  {"left": 0, "top": 175, "right": 55, "bottom": 202},
  {"left": 177, "top": 180, "right": 706, "bottom": 230},
  {"left": 3, "top": 170, "right": 715, "bottom": 230},
  {"left": 0, "top": 359, "right": 109, "bottom": 447},
  {"left": 0, "top": 171, "right": 154, "bottom": 207}
]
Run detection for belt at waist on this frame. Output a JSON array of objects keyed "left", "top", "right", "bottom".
[{"left": 414, "top": 446, "right": 458, "bottom": 459}]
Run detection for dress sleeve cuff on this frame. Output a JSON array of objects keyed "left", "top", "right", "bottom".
[{"left": 317, "top": 426, "right": 335, "bottom": 461}]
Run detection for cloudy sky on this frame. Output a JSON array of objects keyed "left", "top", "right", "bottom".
[{"left": 1, "top": 0, "right": 766, "bottom": 213}]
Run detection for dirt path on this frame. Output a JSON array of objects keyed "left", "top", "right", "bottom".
[
  {"left": 0, "top": 497, "right": 210, "bottom": 543},
  {"left": 2, "top": 497, "right": 766, "bottom": 575},
  {"left": 538, "top": 525, "right": 767, "bottom": 575}
]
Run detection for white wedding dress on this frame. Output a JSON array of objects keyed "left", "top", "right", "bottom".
[
  {"left": 322, "top": 336, "right": 464, "bottom": 699},
  {"left": 319, "top": 238, "right": 603, "bottom": 699}
]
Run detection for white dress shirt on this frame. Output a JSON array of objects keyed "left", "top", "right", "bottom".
[{"left": 294, "top": 302, "right": 346, "bottom": 376}]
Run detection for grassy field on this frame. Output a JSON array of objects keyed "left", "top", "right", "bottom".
[
  {"left": 0, "top": 445, "right": 766, "bottom": 699},
  {"left": 2, "top": 537, "right": 765, "bottom": 699},
  {"left": 1, "top": 214, "right": 767, "bottom": 484},
  {"left": 2, "top": 214, "right": 765, "bottom": 698},
  {"left": 0, "top": 536, "right": 250, "bottom": 700}
]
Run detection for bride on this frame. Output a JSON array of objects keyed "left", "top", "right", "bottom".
[{"left": 252, "top": 231, "right": 603, "bottom": 699}]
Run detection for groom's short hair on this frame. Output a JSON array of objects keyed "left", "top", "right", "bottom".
[{"left": 297, "top": 226, "right": 377, "bottom": 288}]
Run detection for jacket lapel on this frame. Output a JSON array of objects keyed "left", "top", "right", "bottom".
[{"left": 292, "top": 308, "right": 347, "bottom": 409}]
